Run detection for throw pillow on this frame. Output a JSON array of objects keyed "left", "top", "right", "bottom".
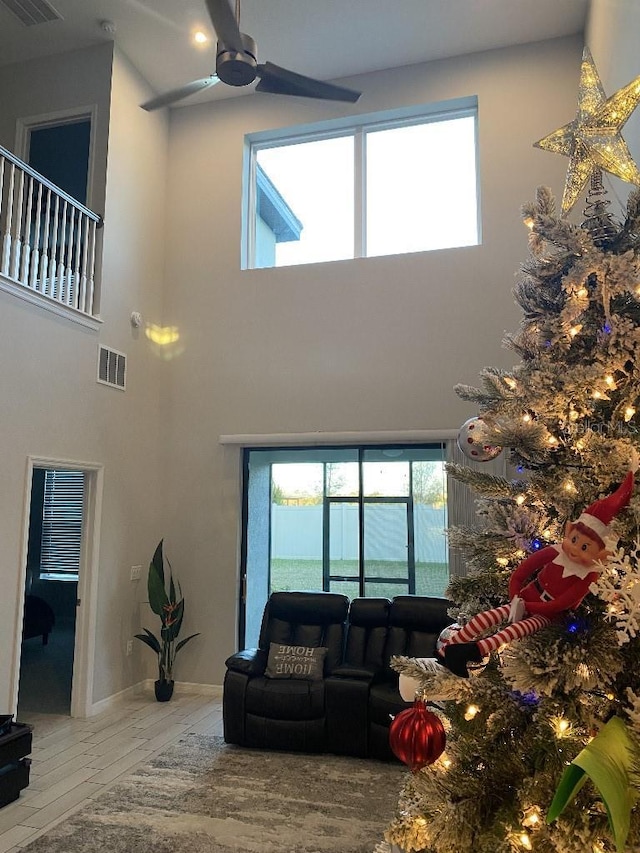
[{"left": 264, "top": 643, "right": 328, "bottom": 681}]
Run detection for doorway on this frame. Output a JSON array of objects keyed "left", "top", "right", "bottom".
[
  {"left": 27, "top": 118, "right": 91, "bottom": 204},
  {"left": 17, "top": 468, "right": 83, "bottom": 715},
  {"left": 14, "top": 460, "right": 103, "bottom": 718}
]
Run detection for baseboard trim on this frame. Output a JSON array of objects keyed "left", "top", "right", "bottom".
[
  {"left": 86, "top": 681, "right": 144, "bottom": 717},
  {"left": 85, "top": 681, "right": 223, "bottom": 717}
]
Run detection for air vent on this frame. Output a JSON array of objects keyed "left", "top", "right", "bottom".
[
  {"left": 0, "top": 0, "right": 62, "bottom": 26},
  {"left": 97, "top": 345, "right": 126, "bottom": 390}
]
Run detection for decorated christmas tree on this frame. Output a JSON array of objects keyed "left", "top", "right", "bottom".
[{"left": 382, "top": 49, "right": 640, "bottom": 853}]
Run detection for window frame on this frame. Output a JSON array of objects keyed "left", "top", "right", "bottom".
[{"left": 242, "top": 95, "right": 480, "bottom": 270}]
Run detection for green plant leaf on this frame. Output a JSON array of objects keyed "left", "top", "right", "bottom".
[
  {"left": 134, "top": 630, "right": 161, "bottom": 654},
  {"left": 175, "top": 633, "right": 200, "bottom": 653},
  {"left": 148, "top": 541, "right": 169, "bottom": 618},
  {"left": 151, "top": 539, "right": 165, "bottom": 585},
  {"left": 547, "top": 716, "right": 639, "bottom": 852},
  {"left": 167, "top": 557, "right": 177, "bottom": 606}
]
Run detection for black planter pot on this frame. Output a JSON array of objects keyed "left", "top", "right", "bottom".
[{"left": 154, "top": 679, "right": 175, "bottom": 702}]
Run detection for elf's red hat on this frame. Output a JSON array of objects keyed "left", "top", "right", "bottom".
[{"left": 576, "top": 470, "right": 635, "bottom": 542}]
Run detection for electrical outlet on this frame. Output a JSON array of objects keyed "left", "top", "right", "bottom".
[
  {"left": 126, "top": 640, "right": 134, "bottom": 656},
  {"left": 130, "top": 565, "right": 142, "bottom": 581}
]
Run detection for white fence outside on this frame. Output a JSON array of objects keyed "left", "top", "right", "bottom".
[{"left": 271, "top": 503, "right": 448, "bottom": 563}]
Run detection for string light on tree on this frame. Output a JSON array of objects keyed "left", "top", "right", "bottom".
[
  {"left": 522, "top": 805, "right": 543, "bottom": 829},
  {"left": 551, "top": 716, "right": 572, "bottom": 738},
  {"left": 519, "top": 831, "right": 533, "bottom": 850}
]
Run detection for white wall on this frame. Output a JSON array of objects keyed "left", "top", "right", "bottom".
[
  {"left": 0, "top": 45, "right": 169, "bottom": 710},
  {"left": 159, "top": 36, "right": 584, "bottom": 686}
]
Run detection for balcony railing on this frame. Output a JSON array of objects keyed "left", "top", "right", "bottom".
[{"left": 0, "top": 144, "right": 102, "bottom": 320}]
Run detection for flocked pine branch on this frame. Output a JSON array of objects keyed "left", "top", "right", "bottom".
[{"left": 445, "top": 463, "right": 524, "bottom": 499}]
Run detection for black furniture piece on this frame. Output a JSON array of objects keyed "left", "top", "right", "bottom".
[
  {"left": 0, "top": 717, "right": 32, "bottom": 808},
  {"left": 366, "top": 595, "right": 452, "bottom": 760},
  {"left": 223, "top": 591, "right": 350, "bottom": 753},
  {"left": 22, "top": 595, "right": 55, "bottom": 645},
  {"left": 223, "top": 591, "right": 452, "bottom": 760},
  {"left": 325, "top": 596, "right": 391, "bottom": 758}
]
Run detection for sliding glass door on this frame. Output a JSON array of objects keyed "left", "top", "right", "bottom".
[{"left": 241, "top": 444, "right": 448, "bottom": 647}]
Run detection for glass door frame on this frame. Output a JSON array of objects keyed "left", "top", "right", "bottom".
[{"left": 322, "top": 449, "right": 416, "bottom": 596}]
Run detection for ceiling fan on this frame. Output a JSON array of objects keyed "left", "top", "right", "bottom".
[{"left": 141, "top": 0, "right": 362, "bottom": 111}]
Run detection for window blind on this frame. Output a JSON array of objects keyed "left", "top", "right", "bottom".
[{"left": 40, "top": 469, "right": 85, "bottom": 580}]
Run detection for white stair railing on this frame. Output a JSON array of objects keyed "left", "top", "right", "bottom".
[{"left": 0, "top": 144, "right": 102, "bottom": 318}]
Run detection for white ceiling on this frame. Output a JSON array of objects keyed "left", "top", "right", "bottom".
[{"left": 0, "top": 0, "right": 590, "bottom": 107}]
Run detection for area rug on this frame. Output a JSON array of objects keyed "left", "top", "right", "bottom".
[{"left": 23, "top": 735, "right": 406, "bottom": 852}]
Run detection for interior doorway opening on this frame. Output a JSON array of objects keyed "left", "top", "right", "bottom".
[
  {"left": 14, "top": 459, "right": 103, "bottom": 720},
  {"left": 27, "top": 118, "right": 91, "bottom": 205},
  {"left": 17, "top": 468, "right": 84, "bottom": 716}
]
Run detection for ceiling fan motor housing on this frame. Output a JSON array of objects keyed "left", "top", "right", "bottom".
[{"left": 216, "top": 32, "right": 258, "bottom": 86}]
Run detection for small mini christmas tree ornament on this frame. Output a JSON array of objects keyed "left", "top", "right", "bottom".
[
  {"left": 457, "top": 416, "right": 503, "bottom": 462},
  {"left": 389, "top": 699, "right": 446, "bottom": 771}
]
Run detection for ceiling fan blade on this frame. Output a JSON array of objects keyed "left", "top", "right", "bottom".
[
  {"left": 256, "top": 62, "right": 361, "bottom": 103},
  {"left": 205, "top": 0, "right": 244, "bottom": 52},
  {"left": 141, "top": 76, "right": 220, "bottom": 111}
]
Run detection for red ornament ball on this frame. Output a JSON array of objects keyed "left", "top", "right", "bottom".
[{"left": 389, "top": 699, "right": 446, "bottom": 771}]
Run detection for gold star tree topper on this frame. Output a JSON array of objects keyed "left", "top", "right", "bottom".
[{"left": 534, "top": 46, "right": 640, "bottom": 214}]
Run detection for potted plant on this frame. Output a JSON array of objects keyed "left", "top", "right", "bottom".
[{"left": 135, "top": 540, "right": 200, "bottom": 701}]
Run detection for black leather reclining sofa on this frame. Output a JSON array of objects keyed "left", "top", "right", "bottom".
[{"left": 223, "top": 590, "right": 451, "bottom": 761}]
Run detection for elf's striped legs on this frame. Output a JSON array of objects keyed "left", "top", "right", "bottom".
[
  {"left": 444, "top": 603, "right": 551, "bottom": 656},
  {"left": 446, "top": 604, "right": 511, "bottom": 644},
  {"left": 476, "top": 613, "right": 550, "bottom": 656}
]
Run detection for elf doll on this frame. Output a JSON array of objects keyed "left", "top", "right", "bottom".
[{"left": 440, "top": 463, "right": 636, "bottom": 678}]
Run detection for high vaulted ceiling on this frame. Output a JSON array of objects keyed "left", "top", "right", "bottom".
[{"left": 0, "top": 0, "right": 589, "bottom": 107}]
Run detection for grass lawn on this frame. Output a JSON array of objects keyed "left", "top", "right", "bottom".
[{"left": 270, "top": 558, "right": 449, "bottom": 598}]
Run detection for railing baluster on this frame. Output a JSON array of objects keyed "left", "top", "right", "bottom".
[
  {"left": 0, "top": 143, "right": 101, "bottom": 318},
  {"left": 85, "top": 219, "right": 97, "bottom": 315},
  {"left": 29, "top": 183, "right": 43, "bottom": 290},
  {"left": 10, "top": 169, "right": 25, "bottom": 279},
  {"left": 56, "top": 199, "right": 68, "bottom": 295},
  {"left": 64, "top": 206, "right": 76, "bottom": 304},
  {"left": 39, "top": 189, "right": 52, "bottom": 295},
  {"left": 1, "top": 163, "right": 15, "bottom": 275},
  {"left": 78, "top": 213, "right": 89, "bottom": 311},
  {"left": 0, "top": 155, "right": 5, "bottom": 232},
  {"left": 20, "top": 176, "right": 34, "bottom": 283},
  {"left": 49, "top": 193, "right": 60, "bottom": 301}
]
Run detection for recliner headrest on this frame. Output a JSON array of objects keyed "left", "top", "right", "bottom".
[
  {"left": 348, "top": 597, "right": 391, "bottom": 626},
  {"left": 268, "top": 591, "right": 349, "bottom": 624},
  {"left": 390, "top": 595, "right": 451, "bottom": 630}
]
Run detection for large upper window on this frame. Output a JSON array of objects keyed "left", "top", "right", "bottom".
[{"left": 244, "top": 97, "right": 479, "bottom": 269}]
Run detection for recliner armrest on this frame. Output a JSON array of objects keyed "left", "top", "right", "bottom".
[{"left": 225, "top": 648, "right": 268, "bottom": 676}]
